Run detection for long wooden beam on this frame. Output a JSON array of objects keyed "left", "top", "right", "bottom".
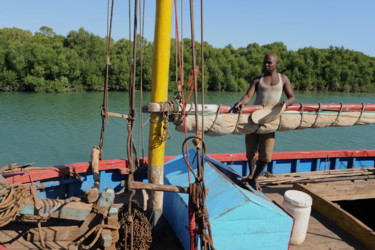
[
  {"left": 130, "top": 181, "right": 189, "bottom": 193},
  {"left": 143, "top": 103, "right": 375, "bottom": 114}
]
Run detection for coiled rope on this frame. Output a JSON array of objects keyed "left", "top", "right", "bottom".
[{"left": 0, "top": 182, "right": 33, "bottom": 227}]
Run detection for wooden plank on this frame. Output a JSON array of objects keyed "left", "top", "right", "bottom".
[
  {"left": 259, "top": 168, "right": 375, "bottom": 185},
  {"left": 294, "top": 183, "right": 375, "bottom": 250},
  {"left": 301, "top": 180, "right": 375, "bottom": 201},
  {"left": 19, "top": 201, "right": 92, "bottom": 221},
  {"left": 129, "top": 181, "right": 190, "bottom": 193}
]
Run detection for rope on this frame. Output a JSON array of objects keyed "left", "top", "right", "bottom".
[
  {"left": 137, "top": 0, "right": 146, "bottom": 159},
  {"left": 0, "top": 183, "right": 33, "bottom": 227},
  {"left": 173, "top": 0, "right": 185, "bottom": 99},
  {"left": 208, "top": 105, "right": 221, "bottom": 133},
  {"left": 125, "top": 2, "right": 141, "bottom": 249},
  {"left": 200, "top": 0, "right": 205, "bottom": 140},
  {"left": 181, "top": 0, "right": 184, "bottom": 87},
  {"left": 233, "top": 108, "right": 242, "bottom": 133},
  {"left": 311, "top": 103, "right": 321, "bottom": 128},
  {"left": 182, "top": 135, "right": 215, "bottom": 250},
  {"left": 24, "top": 170, "right": 47, "bottom": 249},
  {"left": 98, "top": 0, "right": 115, "bottom": 160},
  {"left": 331, "top": 102, "right": 343, "bottom": 126},
  {"left": 189, "top": 0, "right": 199, "bottom": 136},
  {"left": 39, "top": 197, "right": 80, "bottom": 219},
  {"left": 354, "top": 103, "right": 366, "bottom": 125},
  {"left": 277, "top": 114, "right": 283, "bottom": 131},
  {"left": 185, "top": 1, "right": 214, "bottom": 248},
  {"left": 297, "top": 103, "right": 304, "bottom": 129},
  {"left": 68, "top": 219, "right": 120, "bottom": 249},
  {"left": 128, "top": 0, "right": 132, "bottom": 67}
]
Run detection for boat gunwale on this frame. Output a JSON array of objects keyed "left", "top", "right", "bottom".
[{"left": 3, "top": 149, "right": 375, "bottom": 184}]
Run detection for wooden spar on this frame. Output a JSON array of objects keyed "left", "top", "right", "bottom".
[
  {"left": 106, "top": 111, "right": 128, "bottom": 119},
  {"left": 130, "top": 181, "right": 189, "bottom": 193},
  {"left": 243, "top": 103, "right": 375, "bottom": 113},
  {"left": 143, "top": 102, "right": 375, "bottom": 114},
  {"left": 147, "top": 0, "right": 173, "bottom": 226}
]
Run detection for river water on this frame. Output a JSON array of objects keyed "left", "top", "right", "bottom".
[{"left": 1, "top": 91, "right": 374, "bottom": 167}]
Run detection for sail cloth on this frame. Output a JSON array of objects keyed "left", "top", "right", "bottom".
[{"left": 174, "top": 107, "right": 375, "bottom": 136}]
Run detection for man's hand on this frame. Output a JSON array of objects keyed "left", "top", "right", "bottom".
[
  {"left": 280, "top": 100, "right": 289, "bottom": 108},
  {"left": 232, "top": 102, "right": 244, "bottom": 113}
]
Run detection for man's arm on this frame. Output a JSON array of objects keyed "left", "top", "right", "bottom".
[
  {"left": 234, "top": 79, "right": 258, "bottom": 110},
  {"left": 281, "top": 75, "right": 295, "bottom": 107}
]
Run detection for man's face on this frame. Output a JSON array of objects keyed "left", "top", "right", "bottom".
[{"left": 263, "top": 56, "right": 278, "bottom": 73}]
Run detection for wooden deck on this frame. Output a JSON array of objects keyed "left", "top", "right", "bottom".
[{"left": 263, "top": 185, "right": 369, "bottom": 250}]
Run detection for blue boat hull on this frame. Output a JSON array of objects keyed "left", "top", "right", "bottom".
[{"left": 163, "top": 152, "right": 293, "bottom": 250}]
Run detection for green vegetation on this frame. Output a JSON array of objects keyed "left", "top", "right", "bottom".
[{"left": 0, "top": 27, "right": 374, "bottom": 93}]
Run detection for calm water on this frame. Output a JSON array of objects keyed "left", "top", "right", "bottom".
[{"left": 1, "top": 91, "right": 374, "bottom": 167}]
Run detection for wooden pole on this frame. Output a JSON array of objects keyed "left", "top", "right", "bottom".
[{"left": 147, "top": 0, "right": 173, "bottom": 226}]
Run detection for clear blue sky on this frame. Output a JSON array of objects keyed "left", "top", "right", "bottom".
[{"left": 1, "top": 0, "right": 375, "bottom": 57}]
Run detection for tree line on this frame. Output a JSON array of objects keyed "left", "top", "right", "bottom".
[{"left": 1, "top": 27, "right": 374, "bottom": 93}]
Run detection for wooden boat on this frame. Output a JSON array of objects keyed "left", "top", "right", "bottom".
[{"left": 1, "top": 149, "right": 375, "bottom": 249}]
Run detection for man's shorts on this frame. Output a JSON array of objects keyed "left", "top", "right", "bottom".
[{"left": 245, "top": 132, "right": 275, "bottom": 162}]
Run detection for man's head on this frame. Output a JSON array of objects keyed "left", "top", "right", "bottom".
[{"left": 263, "top": 52, "right": 278, "bottom": 73}]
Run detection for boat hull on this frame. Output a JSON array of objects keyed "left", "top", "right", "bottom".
[{"left": 1, "top": 149, "right": 375, "bottom": 249}]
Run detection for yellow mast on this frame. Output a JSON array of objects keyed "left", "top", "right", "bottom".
[{"left": 147, "top": 0, "right": 173, "bottom": 226}]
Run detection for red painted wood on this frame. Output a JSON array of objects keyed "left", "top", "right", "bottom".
[
  {"left": 206, "top": 149, "right": 375, "bottom": 162},
  {"left": 4, "top": 149, "right": 375, "bottom": 184},
  {"left": 219, "top": 103, "right": 375, "bottom": 114},
  {"left": 4, "top": 159, "right": 129, "bottom": 184}
]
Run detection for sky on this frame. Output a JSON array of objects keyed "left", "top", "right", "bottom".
[{"left": 1, "top": 0, "right": 375, "bottom": 57}]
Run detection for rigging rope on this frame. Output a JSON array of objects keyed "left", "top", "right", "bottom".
[
  {"left": 137, "top": 0, "right": 146, "bottom": 159},
  {"left": 173, "top": 0, "right": 185, "bottom": 98},
  {"left": 186, "top": 0, "right": 214, "bottom": 249},
  {"left": 173, "top": 0, "right": 189, "bottom": 168},
  {"left": 200, "top": 0, "right": 205, "bottom": 141},
  {"left": 98, "top": 0, "right": 115, "bottom": 160},
  {"left": 125, "top": 0, "right": 142, "bottom": 248}
]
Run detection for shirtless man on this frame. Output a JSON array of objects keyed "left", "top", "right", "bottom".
[{"left": 234, "top": 52, "right": 295, "bottom": 191}]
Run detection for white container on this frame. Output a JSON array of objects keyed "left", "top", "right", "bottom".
[{"left": 282, "top": 190, "right": 313, "bottom": 245}]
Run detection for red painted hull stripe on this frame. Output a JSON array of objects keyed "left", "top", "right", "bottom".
[{"left": 4, "top": 149, "right": 375, "bottom": 184}]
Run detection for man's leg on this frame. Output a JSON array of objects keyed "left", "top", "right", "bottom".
[
  {"left": 250, "top": 133, "right": 275, "bottom": 191},
  {"left": 244, "top": 133, "right": 259, "bottom": 181},
  {"left": 246, "top": 156, "right": 256, "bottom": 179},
  {"left": 250, "top": 160, "right": 267, "bottom": 191}
]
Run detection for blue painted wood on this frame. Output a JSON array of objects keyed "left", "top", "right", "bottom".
[
  {"left": 19, "top": 204, "right": 91, "bottom": 221},
  {"left": 163, "top": 151, "right": 293, "bottom": 250},
  {"left": 296, "top": 159, "right": 300, "bottom": 172},
  {"left": 18, "top": 188, "right": 114, "bottom": 220},
  {"left": 24, "top": 152, "right": 374, "bottom": 216},
  {"left": 354, "top": 157, "right": 375, "bottom": 168},
  {"left": 220, "top": 153, "right": 375, "bottom": 178},
  {"left": 32, "top": 170, "right": 123, "bottom": 200}
]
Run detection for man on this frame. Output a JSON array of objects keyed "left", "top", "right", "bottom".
[{"left": 234, "top": 52, "right": 295, "bottom": 191}]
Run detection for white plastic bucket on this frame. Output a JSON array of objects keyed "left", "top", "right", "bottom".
[{"left": 282, "top": 190, "right": 313, "bottom": 245}]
